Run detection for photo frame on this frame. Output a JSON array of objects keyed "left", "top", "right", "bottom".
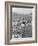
[{"left": 5, "top": 1, "right": 37, "bottom": 45}]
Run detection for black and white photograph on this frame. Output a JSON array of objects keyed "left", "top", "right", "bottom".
[{"left": 12, "top": 7, "right": 32, "bottom": 38}]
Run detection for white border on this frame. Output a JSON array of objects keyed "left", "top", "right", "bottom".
[{"left": 9, "top": 6, "right": 36, "bottom": 43}]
